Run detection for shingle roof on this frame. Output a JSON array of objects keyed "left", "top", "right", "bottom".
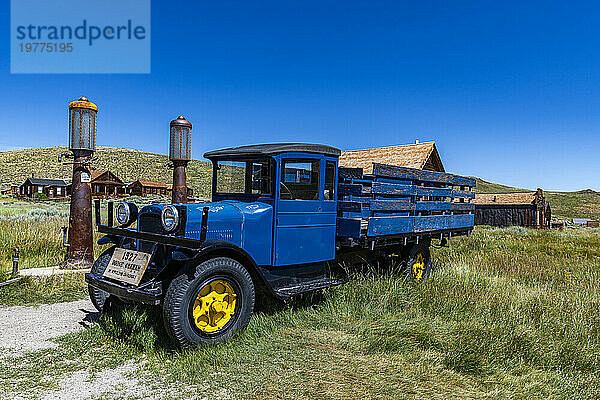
[
  {"left": 135, "top": 180, "right": 168, "bottom": 189},
  {"left": 473, "top": 192, "right": 537, "bottom": 205},
  {"left": 91, "top": 170, "right": 124, "bottom": 185},
  {"left": 339, "top": 142, "right": 444, "bottom": 174},
  {"left": 26, "top": 178, "right": 68, "bottom": 187},
  {"left": 91, "top": 171, "right": 105, "bottom": 180}
]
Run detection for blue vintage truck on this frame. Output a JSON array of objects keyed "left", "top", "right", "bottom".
[{"left": 86, "top": 143, "right": 475, "bottom": 347}]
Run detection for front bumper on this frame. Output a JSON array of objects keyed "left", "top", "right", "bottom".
[
  {"left": 85, "top": 273, "right": 163, "bottom": 305},
  {"left": 98, "top": 225, "right": 205, "bottom": 249}
]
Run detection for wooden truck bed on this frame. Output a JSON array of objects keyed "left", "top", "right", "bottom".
[{"left": 336, "top": 162, "right": 476, "bottom": 239}]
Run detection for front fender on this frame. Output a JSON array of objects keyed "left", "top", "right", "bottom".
[{"left": 158, "top": 239, "right": 277, "bottom": 298}]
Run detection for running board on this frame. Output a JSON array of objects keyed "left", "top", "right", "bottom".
[{"left": 274, "top": 277, "right": 345, "bottom": 298}]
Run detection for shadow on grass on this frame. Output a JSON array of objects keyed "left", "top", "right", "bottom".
[{"left": 98, "top": 303, "right": 178, "bottom": 353}]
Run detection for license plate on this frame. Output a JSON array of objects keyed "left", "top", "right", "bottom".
[{"left": 103, "top": 248, "right": 151, "bottom": 286}]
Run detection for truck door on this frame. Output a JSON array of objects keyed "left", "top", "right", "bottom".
[{"left": 273, "top": 154, "right": 338, "bottom": 266}]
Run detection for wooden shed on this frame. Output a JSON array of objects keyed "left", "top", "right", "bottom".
[
  {"left": 19, "top": 178, "right": 68, "bottom": 199},
  {"left": 473, "top": 188, "right": 551, "bottom": 228},
  {"left": 127, "top": 180, "right": 168, "bottom": 197},
  {"left": 339, "top": 141, "right": 445, "bottom": 174},
  {"left": 1, "top": 185, "right": 19, "bottom": 197}
]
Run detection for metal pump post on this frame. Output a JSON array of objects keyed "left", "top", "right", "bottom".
[{"left": 62, "top": 97, "right": 97, "bottom": 269}]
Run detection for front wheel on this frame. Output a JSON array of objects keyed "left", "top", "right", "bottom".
[
  {"left": 162, "top": 257, "right": 255, "bottom": 348},
  {"left": 88, "top": 248, "right": 114, "bottom": 312},
  {"left": 405, "top": 243, "right": 433, "bottom": 282},
  {"left": 88, "top": 247, "right": 124, "bottom": 313}
]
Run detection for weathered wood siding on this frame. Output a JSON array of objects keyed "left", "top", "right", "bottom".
[
  {"left": 475, "top": 204, "right": 537, "bottom": 228},
  {"left": 337, "top": 163, "right": 476, "bottom": 238}
]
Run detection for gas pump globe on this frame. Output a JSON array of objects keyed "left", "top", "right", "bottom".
[
  {"left": 62, "top": 97, "right": 97, "bottom": 269},
  {"left": 169, "top": 116, "right": 192, "bottom": 203},
  {"left": 69, "top": 97, "right": 97, "bottom": 153}
]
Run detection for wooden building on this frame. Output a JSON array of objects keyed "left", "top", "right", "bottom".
[
  {"left": 19, "top": 178, "right": 69, "bottom": 199},
  {"left": 473, "top": 189, "right": 551, "bottom": 228},
  {"left": 127, "top": 180, "right": 169, "bottom": 197},
  {"left": 1, "top": 185, "right": 19, "bottom": 197},
  {"left": 339, "top": 141, "right": 445, "bottom": 174},
  {"left": 91, "top": 170, "right": 125, "bottom": 198}
]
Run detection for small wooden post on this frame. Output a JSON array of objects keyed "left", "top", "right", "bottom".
[{"left": 12, "top": 247, "right": 19, "bottom": 277}]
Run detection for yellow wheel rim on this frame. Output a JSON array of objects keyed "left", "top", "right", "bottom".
[
  {"left": 192, "top": 279, "right": 237, "bottom": 333},
  {"left": 412, "top": 253, "right": 426, "bottom": 282}
]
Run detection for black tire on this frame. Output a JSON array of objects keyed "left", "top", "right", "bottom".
[
  {"left": 88, "top": 247, "right": 115, "bottom": 312},
  {"left": 162, "top": 257, "right": 255, "bottom": 348},
  {"left": 405, "top": 243, "right": 433, "bottom": 282},
  {"left": 88, "top": 247, "right": 124, "bottom": 313}
]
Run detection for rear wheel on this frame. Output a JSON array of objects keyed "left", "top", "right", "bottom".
[
  {"left": 162, "top": 257, "right": 255, "bottom": 348},
  {"left": 405, "top": 243, "right": 432, "bottom": 282}
]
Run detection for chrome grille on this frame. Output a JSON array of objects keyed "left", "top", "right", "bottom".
[{"left": 138, "top": 213, "right": 163, "bottom": 253}]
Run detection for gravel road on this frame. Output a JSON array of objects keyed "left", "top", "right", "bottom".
[
  {"left": 0, "top": 299, "right": 98, "bottom": 355},
  {"left": 0, "top": 300, "right": 225, "bottom": 399}
]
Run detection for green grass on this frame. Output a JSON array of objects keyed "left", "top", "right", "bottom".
[
  {"left": 0, "top": 274, "right": 87, "bottom": 306},
  {"left": 1, "top": 227, "right": 599, "bottom": 399},
  {"left": 0, "top": 198, "right": 113, "bottom": 271}
]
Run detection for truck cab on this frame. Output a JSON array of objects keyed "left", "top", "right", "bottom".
[{"left": 205, "top": 143, "right": 340, "bottom": 267}]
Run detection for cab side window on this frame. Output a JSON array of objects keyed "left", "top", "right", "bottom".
[
  {"left": 324, "top": 161, "right": 336, "bottom": 201},
  {"left": 280, "top": 159, "right": 320, "bottom": 200}
]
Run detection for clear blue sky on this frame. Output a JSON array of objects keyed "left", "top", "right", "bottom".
[{"left": 1, "top": 1, "right": 599, "bottom": 191}]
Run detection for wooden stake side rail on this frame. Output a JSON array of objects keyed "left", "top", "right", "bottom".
[{"left": 336, "top": 163, "right": 475, "bottom": 239}]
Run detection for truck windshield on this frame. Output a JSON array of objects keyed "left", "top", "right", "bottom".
[{"left": 215, "top": 159, "right": 273, "bottom": 195}]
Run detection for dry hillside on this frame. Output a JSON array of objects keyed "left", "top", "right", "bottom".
[{"left": 0, "top": 146, "right": 213, "bottom": 199}]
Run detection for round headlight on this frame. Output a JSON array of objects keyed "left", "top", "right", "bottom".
[
  {"left": 161, "top": 205, "right": 179, "bottom": 232},
  {"left": 115, "top": 202, "right": 130, "bottom": 225},
  {"left": 115, "top": 202, "right": 138, "bottom": 227}
]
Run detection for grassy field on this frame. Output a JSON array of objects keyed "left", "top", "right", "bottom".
[{"left": 1, "top": 226, "right": 599, "bottom": 399}]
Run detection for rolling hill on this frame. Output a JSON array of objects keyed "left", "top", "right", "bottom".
[
  {"left": 474, "top": 178, "right": 529, "bottom": 194},
  {"left": 0, "top": 146, "right": 213, "bottom": 199},
  {"left": 0, "top": 147, "right": 597, "bottom": 219}
]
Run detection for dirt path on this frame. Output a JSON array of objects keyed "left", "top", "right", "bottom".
[{"left": 0, "top": 299, "right": 98, "bottom": 356}]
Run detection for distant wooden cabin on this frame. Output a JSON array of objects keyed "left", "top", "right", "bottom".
[
  {"left": 1, "top": 184, "right": 19, "bottom": 197},
  {"left": 127, "top": 180, "right": 168, "bottom": 197},
  {"left": 473, "top": 189, "right": 551, "bottom": 228},
  {"left": 19, "top": 178, "right": 68, "bottom": 199},
  {"left": 91, "top": 170, "right": 125, "bottom": 198},
  {"left": 167, "top": 184, "right": 194, "bottom": 199},
  {"left": 339, "top": 141, "right": 445, "bottom": 174}
]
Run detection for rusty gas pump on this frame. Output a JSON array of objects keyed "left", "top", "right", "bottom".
[
  {"left": 60, "top": 97, "right": 97, "bottom": 269},
  {"left": 169, "top": 116, "right": 192, "bottom": 203}
]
